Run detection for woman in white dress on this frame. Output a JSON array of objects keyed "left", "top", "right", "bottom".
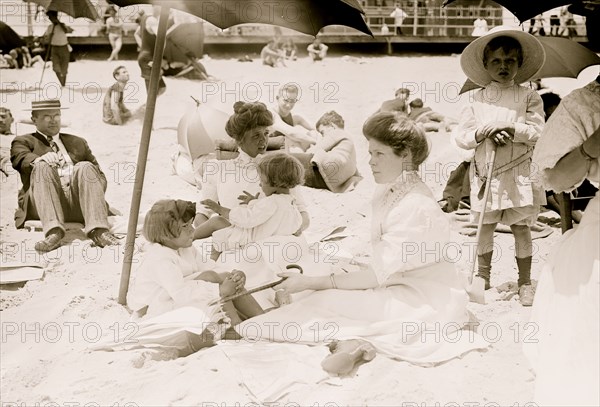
[
  {"left": 526, "top": 78, "right": 600, "bottom": 406},
  {"left": 239, "top": 113, "right": 488, "bottom": 375}
]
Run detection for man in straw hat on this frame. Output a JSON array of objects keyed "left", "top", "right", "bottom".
[
  {"left": 453, "top": 26, "right": 546, "bottom": 306},
  {"left": 10, "top": 99, "right": 120, "bottom": 252}
]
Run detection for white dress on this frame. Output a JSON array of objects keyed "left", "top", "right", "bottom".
[
  {"left": 212, "top": 193, "right": 302, "bottom": 252},
  {"left": 238, "top": 171, "right": 489, "bottom": 364},
  {"left": 525, "top": 80, "right": 600, "bottom": 406},
  {"left": 127, "top": 243, "right": 221, "bottom": 318},
  {"left": 101, "top": 244, "right": 228, "bottom": 353}
]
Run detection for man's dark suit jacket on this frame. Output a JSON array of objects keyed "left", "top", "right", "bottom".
[{"left": 10, "top": 132, "right": 107, "bottom": 228}]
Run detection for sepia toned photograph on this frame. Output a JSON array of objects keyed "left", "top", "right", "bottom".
[{"left": 1, "top": 1, "right": 599, "bottom": 406}]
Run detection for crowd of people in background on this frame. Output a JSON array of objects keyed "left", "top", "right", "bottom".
[{"left": 528, "top": 6, "right": 579, "bottom": 38}]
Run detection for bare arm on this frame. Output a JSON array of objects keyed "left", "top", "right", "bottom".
[{"left": 274, "top": 267, "right": 379, "bottom": 293}]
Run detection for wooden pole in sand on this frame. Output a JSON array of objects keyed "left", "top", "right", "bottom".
[
  {"left": 27, "top": 2, "right": 34, "bottom": 38},
  {"left": 118, "top": 5, "right": 171, "bottom": 305}
]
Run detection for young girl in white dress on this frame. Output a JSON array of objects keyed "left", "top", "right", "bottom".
[
  {"left": 194, "top": 152, "right": 304, "bottom": 259},
  {"left": 127, "top": 199, "right": 264, "bottom": 355}
]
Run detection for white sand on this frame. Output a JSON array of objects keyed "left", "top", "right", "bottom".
[{"left": 0, "top": 55, "right": 596, "bottom": 405}]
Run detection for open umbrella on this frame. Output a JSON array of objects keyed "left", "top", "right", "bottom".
[
  {"left": 442, "top": 0, "right": 573, "bottom": 23},
  {"left": 459, "top": 36, "right": 600, "bottom": 94},
  {"left": 112, "top": 0, "right": 372, "bottom": 36},
  {"left": 111, "top": 0, "right": 373, "bottom": 305},
  {"left": 0, "top": 21, "right": 25, "bottom": 54},
  {"left": 165, "top": 22, "right": 204, "bottom": 64},
  {"left": 25, "top": 0, "right": 99, "bottom": 20}
]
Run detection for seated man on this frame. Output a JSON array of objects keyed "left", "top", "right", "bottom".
[
  {"left": 260, "top": 40, "right": 286, "bottom": 67},
  {"left": 282, "top": 38, "right": 298, "bottom": 61},
  {"left": 270, "top": 83, "right": 319, "bottom": 152},
  {"left": 407, "top": 98, "right": 456, "bottom": 132},
  {"left": 307, "top": 39, "right": 328, "bottom": 61},
  {"left": 291, "top": 111, "right": 362, "bottom": 192},
  {"left": 10, "top": 99, "right": 120, "bottom": 252},
  {"left": 377, "top": 87, "right": 410, "bottom": 114},
  {"left": 102, "top": 65, "right": 132, "bottom": 125}
]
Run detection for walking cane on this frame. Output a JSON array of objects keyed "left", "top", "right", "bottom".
[{"left": 466, "top": 143, "right": 498, "bottom": 304}]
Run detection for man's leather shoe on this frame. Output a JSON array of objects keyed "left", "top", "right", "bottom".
[
  {"left": 35, "top": 229, "right": 64, "bottom": 252},
  {"left": 89, "top": 228, "right": 120, "bottom": 248}
]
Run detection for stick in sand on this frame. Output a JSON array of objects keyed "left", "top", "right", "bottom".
[{"left": 467, "top": 144, "right": 498, "bottom": 305}]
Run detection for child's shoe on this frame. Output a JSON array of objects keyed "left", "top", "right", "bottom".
[
  {"left": 518, "top": 284, "right": 535, "bottom": 307},
  {"left": 321, "top": 339, "right": 376, "bottom": 376}
]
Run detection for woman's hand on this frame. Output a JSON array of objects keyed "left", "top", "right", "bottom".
[
  {"left": 273, "top": 272, "right": 312, "bottom": 294},
  {"left": 238, "top": 190, "right": 259, "bottom": 205}
]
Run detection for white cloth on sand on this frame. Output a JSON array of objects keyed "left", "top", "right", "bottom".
[{"left": 93, "top": 306, "right": 226, "bottom": 353}]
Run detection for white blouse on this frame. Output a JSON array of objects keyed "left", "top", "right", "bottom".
[{"left": 370, "top": 171, "right": 452, "bottom": 285}]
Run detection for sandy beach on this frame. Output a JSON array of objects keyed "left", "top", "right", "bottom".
[{"left": 1, "top": 53, "right": 597, "bottom": 406}]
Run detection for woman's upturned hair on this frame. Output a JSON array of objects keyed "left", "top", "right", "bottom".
[
  {"left": 143, "top": 200, "right": 196, "bottom": 245},
  {"left": 258, "top": 152, "right": 305, "bottom": 188},
  {"left": 362, "top": 112, "right": 429, "bottom": 167},
  {"left": 225, "top": 101, "right": 273, "bottom": 142}
]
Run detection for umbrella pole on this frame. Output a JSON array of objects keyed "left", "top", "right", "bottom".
[
  {"left": 39, "top": 29, "right": 54, "bottom": 86},
  {"left": 118, "top": 5, "right": 171, "bottom": 305}
]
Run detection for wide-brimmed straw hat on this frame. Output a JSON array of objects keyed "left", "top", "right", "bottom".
[
  {"left": 24, "top": 99, "right": 69, "bottom": 112},
  {"left": 460, "top": 26, "right": 545, "bottom": 87}
]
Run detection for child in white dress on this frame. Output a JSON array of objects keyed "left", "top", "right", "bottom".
[
  {"left": 454, "top": 27, "right": 546, "bottom": 306},
  {"left": 127, "top": 199, "right": 264, "bottom": 354},
  {"left": 195, "top": 152, "right": 304, "bottom": 259}
]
